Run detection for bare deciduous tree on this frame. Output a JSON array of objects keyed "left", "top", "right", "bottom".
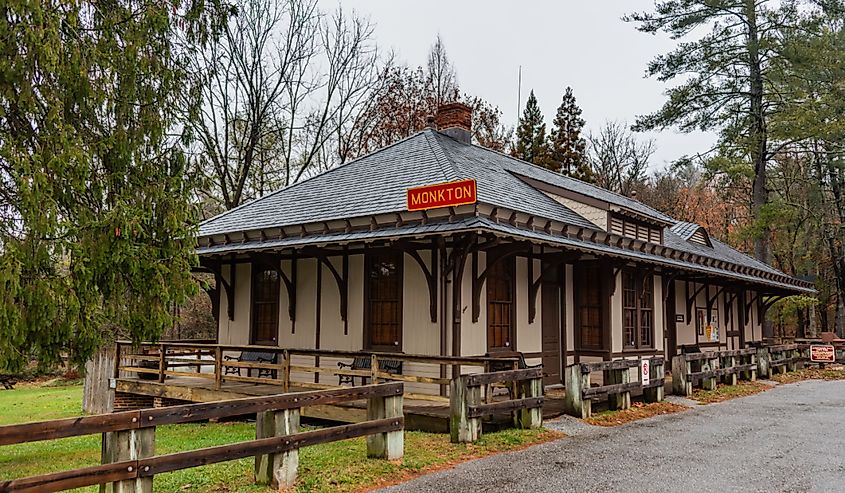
[
  {"left": 588, "top": 120, "right": 654, "bottom": 196},
  {"left": 187, "top": 0, "right": 384, "bottom": 214}
]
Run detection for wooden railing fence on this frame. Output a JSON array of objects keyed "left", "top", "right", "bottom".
[
  {"left": 0, "top": 383, "right": 404, "bottom": 493},
  {"left": 115, "top": 341, "right": 517, "bottom": 403},
  {"left": 449, "top": 368, "right": 543, "bottom": 443},
  {"left": 562, "top": 357, "right": 664, "bottom": 418},
  {"left": 671, "top": 348, "right": 757, "bottom": 396}
]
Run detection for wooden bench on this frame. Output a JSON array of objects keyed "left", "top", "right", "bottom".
[
  {"left": 337, "top": 356, "right": 403, "bottom": 386},
  {"left": 0, "top": 375, "right": 16, "bottom": 390},
  {"left": 224, "top": 351, "right": 278, "bottom": 379}
]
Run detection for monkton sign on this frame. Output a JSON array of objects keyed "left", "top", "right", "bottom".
[{"left": 406, "top": 179, "right": 477, "bottom": 211}]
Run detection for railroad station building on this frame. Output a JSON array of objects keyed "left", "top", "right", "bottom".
[{"left": 195, "top": 102, "right": 814, "bottom": 389}]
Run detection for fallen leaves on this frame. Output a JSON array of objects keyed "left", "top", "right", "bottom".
[{"left": 583, "top": 401, "right": 688, "bottom": 427}]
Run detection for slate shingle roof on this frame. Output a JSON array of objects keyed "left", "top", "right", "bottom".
[{"left": 198, "top": 129, "right": 811, "bottom": 293}]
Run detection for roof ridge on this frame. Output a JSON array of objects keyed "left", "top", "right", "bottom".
[
  {"left": 199, "top": 131, "right": 431, "bottom": 229},
  {"left": 465, "top": 141, "right": 673, "bottom": 222},
  {"left": 422, "top": 130, "right": 459, "bottom": 181}
]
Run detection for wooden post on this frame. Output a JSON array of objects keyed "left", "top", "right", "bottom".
[
  {"left": 702, "top": 355, "right": 717, "bottom": 390},
  {"left": 367, "top": 392, "right": 404, "bottom": 459},
  {"left": 643, "top": 360, "right": 664, "bottom": 403},
  {"left": 214, "top": 346, "right": 222, "bottom": 390},
  {"left": 282, "top": 349, "right": 291, "bottom": 393},
  {"left": 157, "top": 344, "right": 167, "bottom": 383},
  {"left": 671, "top": 355, "right": 691, "bottom": 396},
  {"left": 786, "top": 348, "right": 798, "bottom": 372},
  {"left": 562, "top": 364, "right": 590, "bottom": 418},
  {"left": 450, "top": 375, "right": 481, "bottom": 443},
  {"left": 607, "top": 367, "right": 631, "bottom": 410},
  {"left": 483, "top": 361, "right": 492, "bottom": 404},
  {"left": 756, "top": 347, "right": 770, "bottom": 378},
  {"left": 370, "top": 353, "right": 379, "bottom": 385},
  {"left": 516, "top": 376, "right": 543, "bottom": 429},
  {"left": 722, "top": 355, "right": 737, "bottom": 386},
  {"left": 255, "top": 408, "right": 300, "bottom": 489},
  {"left": 113, "top": 343, "right": 122, "bottom": 380},
  {"left": 109, "top": 426, "right": 154, "bottom": 493}
]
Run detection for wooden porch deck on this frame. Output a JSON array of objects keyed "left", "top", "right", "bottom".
[{"left": 115, "top": 376, "right": 569, "bottom": 433}]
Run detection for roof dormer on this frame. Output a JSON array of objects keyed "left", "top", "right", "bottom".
[{"left": 671, "top": 221, "right": 712, "bottom": 247}]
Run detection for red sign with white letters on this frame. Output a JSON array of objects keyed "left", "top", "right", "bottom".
[{"left": 406, "top": 179, "right": 477, "bottom": 211}]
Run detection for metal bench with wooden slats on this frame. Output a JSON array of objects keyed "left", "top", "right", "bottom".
[
  {"left": 337, "top": 356, "right": 403, "bottom": 386},
  {"left": 224, "top": 351, "right": 278, "bottom": 379},
  {"left": 0, "top": 374, "right": 16, "bottom": 390}
]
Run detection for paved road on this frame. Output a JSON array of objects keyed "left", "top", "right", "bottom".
[{"left": 382, "top": 380, "right": 845, "bottom": 493}]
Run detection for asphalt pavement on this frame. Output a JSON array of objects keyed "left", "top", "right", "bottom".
[{"left": 381, "top": 380, "right": 845, "bottom": 493}]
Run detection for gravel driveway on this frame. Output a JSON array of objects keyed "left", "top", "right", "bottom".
[{"left": 381, "top": 380, "right": 845, "bottom": 493}]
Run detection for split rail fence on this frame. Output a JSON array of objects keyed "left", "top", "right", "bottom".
[
  {"left": 562, "top": 357, "right": 665, "bottom": 418},
  {"left": 671, "top": 348, "right": 757, "bottom": 396},
  {"left": 449, "top": 368, "right": 543, "bottom": 443},
  {"left": 0, "top": 383, "right": 404, "bottom": 493}
]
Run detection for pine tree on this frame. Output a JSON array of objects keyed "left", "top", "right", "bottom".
[
  {"left": 513, "top": 90, "right": 548, "bottom": 165},
  {"left": 0, "top": 0, "right": 217, "bottom": 370},
  {"left": 547, "top": 87, "right": 592, "bottom": 181}
]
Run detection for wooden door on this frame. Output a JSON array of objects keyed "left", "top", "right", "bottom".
[
  {"left": 486, "top": 257, "right": 515, "bottom": 352},
  {"left": 365, "top": 251, "right": 403, "bottom": 352},
  {"left": 665, "top": 280, "right": 677, "bottom": 370},
  {"left": 541, "top": 263, "right": 563, "bottom": 385}
]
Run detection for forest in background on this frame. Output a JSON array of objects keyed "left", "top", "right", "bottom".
[{"left": 1, "top": 0, "right": 844, "bottom": 370}]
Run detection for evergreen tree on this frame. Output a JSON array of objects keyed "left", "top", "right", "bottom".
[
  {"left": 0, "top": 0, "right": 219, "bottom": 370},
  {"left": 513, "top": 90, "right": 548, "bottom": 165},
  {"left": 547, "top": 87, "right": 591, "bottom": 181}
]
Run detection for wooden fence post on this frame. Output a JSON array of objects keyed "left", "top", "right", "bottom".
[
  {"left": 157, "top": 344, "right": 167, "bottom": 383},
  {"left": 450, "top": 375, "right": 481, "bottom": 443},
  {"left": 722, "top": 355, "right": 737, "bottom": 386},
  {"left": 108, "top": 426, "right": 154, "bottom": 493},
  {"left": 255, "top": 408, "right": 300, "bottom": 489},
  {"left": 214, "top": 346, "right": 222, "bottom": 390},
  {"left": 282, "top": 349, "right": 291, "bottom": 393},
  {"left": 643, "top": 360, "right": 664, "bottom": 403},
  {"left": 607, "top": 367, "right": 631, "bottom": 410},
  {"left": 671, "top": 355, "right": 691, "bottom": 396},
  {"left": 701, "top": 355, "right": 717, "bottom": 391},
  {"left": 562, "top": 364, "right": 590, "bottom": 418},
  {"left": 756, "top": 347, "right": 770, "bottom": 378},
  {"left": 515, "top": 376, "right": 543, "bottom": 429},
  {"left": 786, "top": 347, "right": 798, "bottom": 372},
  {"left": 367, "top": 391, "right": 404, "bottom": 459}
]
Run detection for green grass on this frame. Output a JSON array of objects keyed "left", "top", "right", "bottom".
[{"left": 0, "top": 385, "right": 561, "bottom": 492}]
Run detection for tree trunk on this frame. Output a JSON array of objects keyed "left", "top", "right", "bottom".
[{"left": 745, "top": 0, "right": 769, "bottom": 266}]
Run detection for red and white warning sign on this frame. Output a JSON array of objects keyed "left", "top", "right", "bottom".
[{"left": 641, "top": 359, "right": 650, "bottom": 386}]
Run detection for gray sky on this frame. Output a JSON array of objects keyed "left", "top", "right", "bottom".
[{"left": 333, "top": 0, "right": 717, "bottom": 171}]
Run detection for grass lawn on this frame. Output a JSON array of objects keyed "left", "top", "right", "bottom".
[
  {"left": 689, "top": 381, "right": 770, "bottom": 404},
  {"left": 0, "top": 384, "right": 562, "bottom": 493},
  {"left": 769, "top": 366, "right": 845, "bottom": 384}
]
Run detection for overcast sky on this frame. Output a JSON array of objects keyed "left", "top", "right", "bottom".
[{"left": 331, "top": 0, "right": 717, "bottom": 171}]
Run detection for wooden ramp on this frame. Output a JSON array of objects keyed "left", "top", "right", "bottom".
[{"left": 115, "top": 377, "right": 567, "bottom": 433}]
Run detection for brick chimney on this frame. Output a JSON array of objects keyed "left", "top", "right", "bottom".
[{"left": 435, "top": 102, "right": 472, "bottom": 144}]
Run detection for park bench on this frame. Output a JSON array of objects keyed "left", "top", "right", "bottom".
[
  {"left": 224, "top": 351, "right": 278, "bottom": 379},
  {"left": 337, "top": 356, "right": 403, "bottom": 386},
  {"left": 483, "top": 351, "right": 542, "bottom": 399},
  {"left": 0, "top": 374, "right": 16, "bottom": 390}
]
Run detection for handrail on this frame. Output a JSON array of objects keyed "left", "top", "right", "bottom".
[{"left": 115, "top": 341, "right": 518, "bottom": 399}]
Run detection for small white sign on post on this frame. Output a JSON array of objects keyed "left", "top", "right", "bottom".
[{"left": 641, "top": 359, "right": 650, "bottom": 386}]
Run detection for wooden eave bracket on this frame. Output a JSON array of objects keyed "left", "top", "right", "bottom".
[
  {"left": 396, "top": 242, "right": 439, "bottom": 323},
  {"left": 685, "top": 281, "right": 707, "bottom": 324},
  {"left": 471, "top": 242, "right": 529, "bottom": 323}
]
